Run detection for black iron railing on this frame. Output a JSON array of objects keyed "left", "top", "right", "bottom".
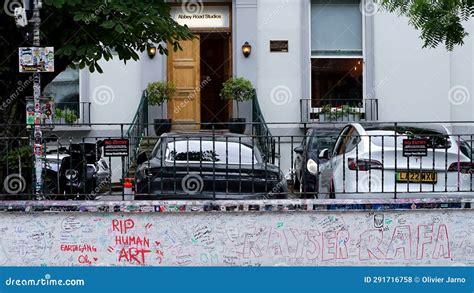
[
  {"left": 252, "top": 91, "right": 276, "bottom": 164},
  {"left": 300, "top": 98, "right": 378, "bottom": 123},
  {"left": 124, "top": 91, "right": 148, "bottom": 176},
  {"left": 1, "top": 122, "right": 474, "bottom": 201}
]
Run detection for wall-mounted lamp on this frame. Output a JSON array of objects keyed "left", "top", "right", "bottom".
[
  {"left": 147, "top": 44, "right": 157, "bottom": 59},
  {"left": 242, "top": 42, "right": 252, "bottom": 58}
]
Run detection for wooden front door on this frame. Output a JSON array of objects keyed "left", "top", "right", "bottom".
[{"left": 167, "top": 37, "right": 200, "bottom": 130}]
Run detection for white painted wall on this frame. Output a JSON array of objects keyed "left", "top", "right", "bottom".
[
  {"left": 449, "top": 20, "right": 474, "bottom": 121},
  {"left": 373, "top": 12, "right": 449, "bottom": 122},
  {"left": 0, "top": 209, "right": 472, "bottom": 266},
  {"left": 85, "top": 56, "right": 143, "bottom": 131},
  {"left": 257, "top": 0, "right": 303, "bottom": 124}
]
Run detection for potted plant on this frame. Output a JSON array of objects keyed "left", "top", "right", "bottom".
[
  {"left": 318, "top": 104, "right": 333, "bottom": 122},
  {"left": 146, "top": 81, "right": 176, "bottom": 136},
  {"left": 336, "top": 104, "right": 361, "bottom": 122},
  {"left": 220, "top": 77, "right": 254, "bottom": 134},
  {"left": 318, "top": 104, "right": 361, "bottom": 122},
  {"left": 55, "top": 108, "right": 78, "bottom": 124}
]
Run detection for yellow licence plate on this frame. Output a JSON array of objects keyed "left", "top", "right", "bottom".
[{"left": 396, "top": 172, "right": 437, "bottom": 183}]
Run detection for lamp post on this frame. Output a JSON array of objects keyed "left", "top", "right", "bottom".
[{"left": 32, "top": 0, "right": 43, "bottom": 198}]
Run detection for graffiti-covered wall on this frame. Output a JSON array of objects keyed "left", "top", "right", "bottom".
[{"left": 0, "top": 203, "right": 472, "bottom": 266}]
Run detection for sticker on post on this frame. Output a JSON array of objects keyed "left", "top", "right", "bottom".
[{"left": 19, "top": 47, "right": 54, "bottom": 73}]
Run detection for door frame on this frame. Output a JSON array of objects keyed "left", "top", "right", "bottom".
[{"left": 167, "top": 2, "right": 233, "bottom": 128}]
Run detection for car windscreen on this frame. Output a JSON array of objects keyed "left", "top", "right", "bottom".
[
  {"left": 165, "top": 140, "right": 257, "bottom": 164},
  {"left": 309, "top": 133, "right": 339, "bottom": 151}
]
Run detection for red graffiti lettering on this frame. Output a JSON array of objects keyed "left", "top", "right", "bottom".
[
  {"left": 112, "top": 219, "right": 135, "bottom": 234},
  {"left": 416, "top": 224, "right": 433, "bottom": 260},
  {"left": 359, "top": 229, "right": 385, "bottom": 261},
  {"left": 118, "top": 247, "right": 151, "bottom": 265},
  {"left": 433, "top": 224, "right": 450, "bottom": 259},
  {"left": 386, "top": 225, "right": 411, "bottom": 260}
]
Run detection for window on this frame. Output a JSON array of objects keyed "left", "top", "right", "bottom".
[
  {"left": 310, "top": 0, "right": 364, "bottom": 117},
  {"left": 334, "top": 126, "right": 351, "bottom": 156},
  {"left": 310, "top": 132, "right": 340, "bottom": 152},
  {"left": 311, "top": 58, "right": 363, "bottom": 107},
  {"left": 344, "top": 128, "right": 361, "bottom": 153},
  {"left": 165, "top": 141, "right": 257, "bottom": 164},
  {"left": 311, "top": 0, "right": 362, "bottom": 56},
  {"left": 43, "top": 66, "right": 80, "bottom": 122}
]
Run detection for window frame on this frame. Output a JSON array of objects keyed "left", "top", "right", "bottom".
[
  {"left": 309, "top": 0, "right": 367, "bottom": 116},
  {"left": 43, "top": 66, "right": 83, "bottom": 123}
]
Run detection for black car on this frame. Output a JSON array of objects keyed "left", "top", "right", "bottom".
[
  {"left": 135, "top": 132, "right": 287, "bottom": 200},
  {"left": 293, "top": 126, "right": 342, "bottom": 196}
]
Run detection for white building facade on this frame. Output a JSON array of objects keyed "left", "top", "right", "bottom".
[{"left": 46, "top": 0, "right": 474, "bottom": 179}]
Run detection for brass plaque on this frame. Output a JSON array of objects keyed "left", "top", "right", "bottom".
[{"left": 270, "top": 40, "right": 289, "bottom": 52}]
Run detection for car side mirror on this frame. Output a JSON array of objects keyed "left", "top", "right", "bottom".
[
  {"left": 318, "top": 149, "right": 330, "bottom": 160},
  {"left": 294, "top": 146, "right": 304, "bottom": 154},
  {"left": 136, "top": 152, "right": 149, "bottom": 166}
]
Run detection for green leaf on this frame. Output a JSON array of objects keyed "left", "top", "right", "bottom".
[
  {"left": 115, "top": 24, "right": 124, "bottom": 33},
  {"left": 101, "top": 20, "right": 116, "bottom": 29}
]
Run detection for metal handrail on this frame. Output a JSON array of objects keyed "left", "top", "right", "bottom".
[
  {"left": 124, "top": 91, "right": 148, "bottom": 176},
  {"left": 252, "top": 90, "right": 276, "bottom": 164}
]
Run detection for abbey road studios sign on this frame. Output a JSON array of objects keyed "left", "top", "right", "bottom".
[{"left": 171, "top": 6, "right": 230, "bottom": 29}]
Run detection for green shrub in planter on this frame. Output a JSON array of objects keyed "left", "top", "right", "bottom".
[
  {"left": 220, "top": 77, "right": 254, "bottom": 118},
  {"left": 55, "top": 107, "right": 78, "bottom": 124},
  {"left": 319, "top": 104, "right": 361, "bottom": 121},
  {"left": 146, "top": 81, "right": 176, "bottom": 135},
  {"left": 146, "top": 81, "right": 176, "bottom": 108}
]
